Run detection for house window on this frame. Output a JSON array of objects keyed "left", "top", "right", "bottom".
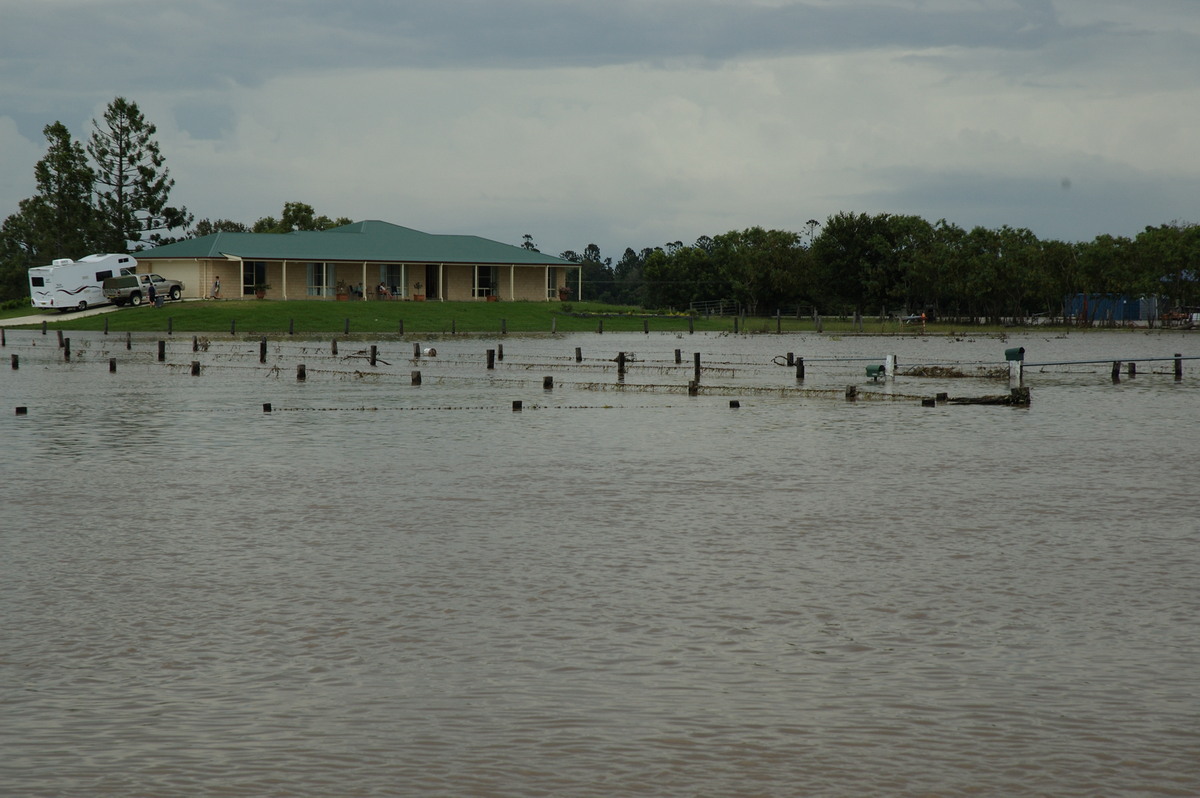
[
  {"left": 307, "top": 262, "right": 333, "bottom": 296},
  {"left": 546, "top": 267, "right": 558, "bottom": 299},
  {"left": 383, "top": 264, "right": 405, "bottom": 297},
  {"left": 473, "top": 265, "right": 497, "bottom": 298},
  {"left": 242, "top": 261, "right": 266, "bottom": 295}
]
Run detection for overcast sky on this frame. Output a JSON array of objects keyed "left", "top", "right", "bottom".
[{"left": 2, "top": 0, "right": 1198, "bottom": 260}]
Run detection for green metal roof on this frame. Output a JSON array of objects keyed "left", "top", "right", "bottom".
[{"left": 138, "top": 220, "right": 572, "bottom": 266}]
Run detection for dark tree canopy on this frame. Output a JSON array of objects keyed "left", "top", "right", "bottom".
[
  {"left": 190, "top": 218, "right": 250, "bottom": 237},
  {"left": 250, "top": 201, "right": 351, "bottom": 234}
]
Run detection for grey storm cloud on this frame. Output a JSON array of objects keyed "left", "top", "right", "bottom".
[
  {"left": 1, "top": 0, "right": 1198, "bottom": 255},
  {"left": 3, "top": 1, "right": 1104, "bottom": 89}
]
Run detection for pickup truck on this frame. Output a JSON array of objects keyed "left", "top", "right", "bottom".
[{"left": 103, "top": 273, "right": 185, "bottom": 306}]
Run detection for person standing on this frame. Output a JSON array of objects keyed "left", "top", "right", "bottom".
[{"left": 211, "top": 275, "right": 221, "bottom": 299}]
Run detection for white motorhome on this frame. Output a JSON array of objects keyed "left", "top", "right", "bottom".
[{"left": 28, "top": 254, "right": 137, "bottom": 311}]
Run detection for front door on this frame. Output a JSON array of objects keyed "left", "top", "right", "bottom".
[{"left": 424, "top": 264, "right": 440, "bottom": 300}]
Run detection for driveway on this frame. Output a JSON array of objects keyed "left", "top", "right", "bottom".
[{"left": 0, "top": 304, "right": 121, "bottom": 327}]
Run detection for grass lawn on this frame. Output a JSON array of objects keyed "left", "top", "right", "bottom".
[{"left": 2, "top": 298, "right": 1058, "bottom": 336}]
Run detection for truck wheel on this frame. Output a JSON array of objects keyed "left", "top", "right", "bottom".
[
  {"left": 130, "top": 293, "right": 142, "bottom": 306},
  {"left": 169, "top": 287, "right": 181, "bottom": 300},
  {"left": 77, "top": 301, "right": 88, "bottom": 311}
]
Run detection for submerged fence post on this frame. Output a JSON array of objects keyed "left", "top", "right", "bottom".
[
  {"left": 675, "top": 349, "right": 682, "bottom": 364},
  {"left": 1111, "top": 361, "right": 1122, "bottom": 383},
  {"left": 487, "top": 349, "right": 495, "bottom": 370},
  {"left": 575, "top": 347, "right": 583, "bottom": 363},
  {"left": 1176, "top": 353, "right": 1183, "bottom": 381},
  {"left": 370, "top": 345, "right": 377, "bottom": 367},
  {"left": 191, "top": 361, "right": 200, "bottom": 376},
  {"left": 126, "top": 331, "right": 132, "bottom": 350},
  {"left": 414, "top": 342, "right": 421, "bottom": 359},
  {"left": 1008, "top": 359, "right": 1023, "bottom": 384},
  {"left": 10, "top": 354, "right": 17, "bottom": 369},
  {"left": 498, "top": 344, "right": 504, "bottom": 361},
  {"left": 157, "top": 340, "right": 166, "bottom": 362},
  {"left": 260, "top": 337, "right": 267, "bottom": 364},
  {"left": 411, "top": 370, "right": 422, "bottom": 385},
  {"left": 543, "top": 376, "right": 553, "bottom": 390},
  {"left": 796, "top": 357, "right": 805, "bottom": 380},
  {"left": 617, "top": 352, "right": 626, "bottom": 377},
  {"left": 230, "top": 319, "right": 236, "bottom": 336},
  {"left": 694, "top": 352, "right": 701, "bottom": 383},
  {"left": 109, "top": 357, "right": 116, "bottom": 373},
  {"left": 192, "top": 335, "right": 199, "bottom": 352},
  {"left": 331, "top": 339, "right": 338, "bottom": 356},
  {"left": 63, "top": 338, "right": 70, "bottom": 362},
  {"left": 297, "top": 364, "right": 306, "bottom": 381}
]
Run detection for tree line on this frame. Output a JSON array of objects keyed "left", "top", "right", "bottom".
[
  {"left": 3, "top": 99, "right": 1197, "bottom": 319},
  {"left": 557, "top": 213, "right": 1200, "bottom": 321}
]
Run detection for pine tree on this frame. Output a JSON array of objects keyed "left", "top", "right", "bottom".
[{"left": 88, "top": 97, "right": 191, "bottom": 251}]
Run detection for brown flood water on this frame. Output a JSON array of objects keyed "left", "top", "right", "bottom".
[{"left": 3, "top": 330, "right": 1198, "bottom": 796}]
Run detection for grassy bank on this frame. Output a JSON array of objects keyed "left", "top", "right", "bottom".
[{"left": 5, "top": 298, "right": 1068, "bottom": 336}]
